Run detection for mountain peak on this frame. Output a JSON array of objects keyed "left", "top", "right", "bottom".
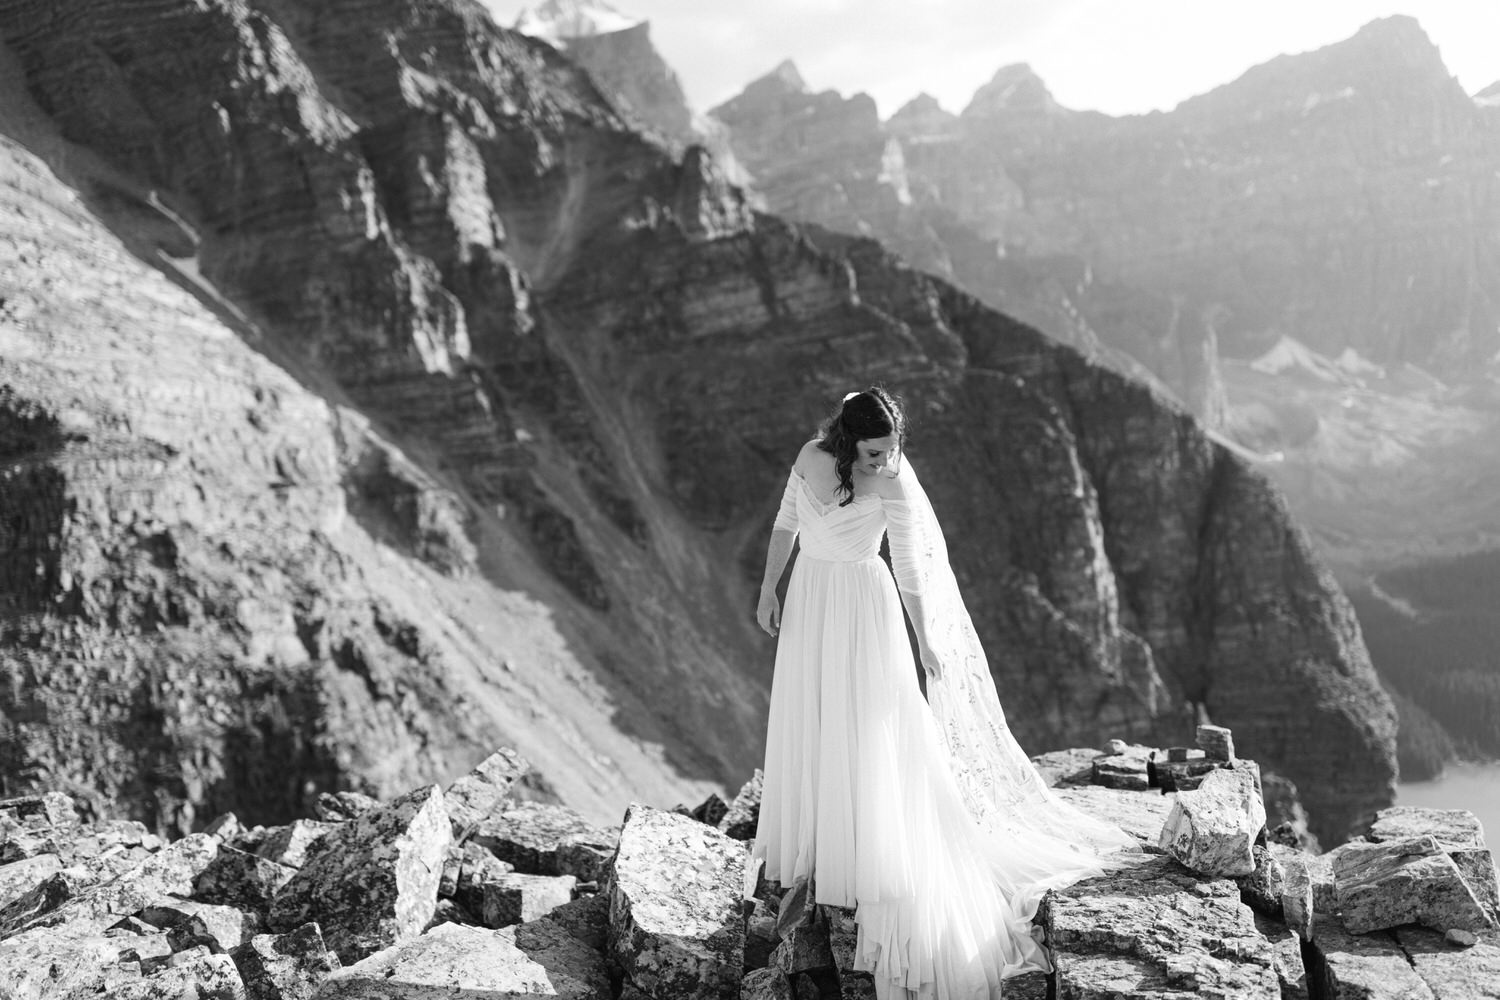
[
  {"left": 514, "top": 0, "right": 643, "bottom": 42},
  {"left": 761, "top": 59, "right": 808, "bottom": 94},
  {"left": 962, "top": 63, "right": 1061, "bottom": 118}
]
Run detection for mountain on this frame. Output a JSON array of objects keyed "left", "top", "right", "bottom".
[
  {"left": 711, "top": 64, "right": 1231, "bottom": 427},
  {"left": 0, "top": 0, "right": 1393, "bottom": 845}
]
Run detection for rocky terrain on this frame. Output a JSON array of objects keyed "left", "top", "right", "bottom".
[
  {"left": 0, "top": 0, "right": 1397, "bottom": 849},
  {"left": 2, "top": 732, "right": 1496, "bottom": 999}
]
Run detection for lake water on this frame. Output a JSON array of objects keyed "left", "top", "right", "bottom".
[{"left": 1396, "top": 761, "right": 1500, "bottom": 840}]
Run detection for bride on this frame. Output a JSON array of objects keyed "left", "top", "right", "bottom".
[{"left": 752, "top": 387, "right": 1135, "bottom": 998}]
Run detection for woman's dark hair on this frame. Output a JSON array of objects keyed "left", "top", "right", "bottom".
[{"left": 816, "top": 387, "right": 906, "bottom": 505}]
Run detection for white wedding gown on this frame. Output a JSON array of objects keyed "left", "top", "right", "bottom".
[{"left": 753, "top": 462, "right": 1134, "bottom": 999}]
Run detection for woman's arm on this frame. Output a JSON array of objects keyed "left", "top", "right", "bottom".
[
  {"left": 757, "top": 468, "right": 802, "bottom": 636},
  {"left": 881, "top": 462, "right": 942, "bottom": 676}
]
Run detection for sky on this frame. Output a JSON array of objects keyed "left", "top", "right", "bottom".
[{"left": 482, "top": 0, "right": 1500, "bottom": 118}]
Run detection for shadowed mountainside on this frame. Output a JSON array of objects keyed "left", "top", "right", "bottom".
[{"left": 0, "top": 0, "right": 1393, "bottom": 844}]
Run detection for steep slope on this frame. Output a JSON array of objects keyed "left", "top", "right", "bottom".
[{"left": 0, "top": 0, "right": 1393, "bottom": 844}]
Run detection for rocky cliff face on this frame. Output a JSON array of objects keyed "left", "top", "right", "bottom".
[
  {"left": 920, "top": 17, "right": 1500, "bottom": 371},
  {"left": 711, "top": 63, "right": 1231, "bottom": 426},
  {"left": 0, "top": 0, "right": 1392, "bottom": 845}
]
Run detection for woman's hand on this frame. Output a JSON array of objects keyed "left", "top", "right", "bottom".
[
  {"left": 757, "top": 588, "right": 781, "bottom": 637},
  {"left": 917, "top": 638, "right": 943, "bottom": 679}
]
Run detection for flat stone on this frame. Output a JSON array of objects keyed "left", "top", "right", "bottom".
[
  {"left": 1158, "top": 767, "right": 1266, "bottom": 876},
  {"left": 195, "top": 846, "right": 298, "bottom": 911},
  {"left": 444, "top": 748, "right": 530, "bottom": 834},
  {"left": 470, "top": 802, "right": 616, "bottom": 880},
  {"left": 1450, "top": 848, "right": 1500, "bottom": 924},
  {"left": 453, "top": 843, "right": 515, "bottom": 916},
  {"left": 315, "top": 919, "right": 610, "bottom": 999},
  {"left": 256, "top": 821, "right": 335, "bottom": 870},
  {"left": 1043, "top": 855, "right": 1277, "bottom": 999},
  {"left": 479, "top": 872, "right": 576, "bottom": 928},
  {"left": 719, "top": 770, "right": 762, "bottom": 841},
  {"left": 1092, "top": 754, "right": 1150, "bottom": 791},
  {"left": 606, "top": 804, "right": 747, "bottom": 1000},
  {"left": 1394, "top": 926, "right": 1500, "bottom": 997},
  {"left": 741, "top": 967, "right": 795, "bottom": 1000},
  {"left": 1334, "top": 836, "right": 1495, "bottom": 935},
  {"left": 231, "top": 921, "right": 342, "bottom": 1000},
  {"left": 269, "top": 785, "right": 451, "bottom": 965},
  {"left": 1305, "top": 914, "right": 1436, "bottom": 999},
  {"left": 1165, "top": 747, "right": 1207, "bottom": 763},
  {"left": 1052, "top": 785, "right": 1175, "bottom": 847},
  {"left": 102, "top": 951, "right": 246, "bottom": 999},
  {"left": 1369, "top": 807, "right": 1486, "bottom": 849},
  {"left": 1029, "top": 748, "right": 1103, "bottom": 787}
]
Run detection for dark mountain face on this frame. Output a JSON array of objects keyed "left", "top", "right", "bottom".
[{"left": 0, "top": 0, "right": 1393, "bottom": 844}]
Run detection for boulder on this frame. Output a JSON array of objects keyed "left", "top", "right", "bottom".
[
  {"left": 479, "top": 872, "right": 577, "bottom": 928},
  {"left": 1334, "top": 836, "right": 1495, "bottom": 935},
  {"left": 444, "top": 748, "right": 530, "bottom": 834},
  {"left": 1257, "top": 914, "right": 1310, "bottom": 1000},
  {"left": 470, "top": 802, "right": 617, "bottom": 882},
  {"left": 231, "top": 922, "right": 341, "bottom": 1000},
  {"left": 256, "top": 822, "right": 335, "bottom": 870},
  {"left": 1154, "top": 757, "right": 1222, "bottom": 793},
  {"left": 268, "top": 785, "right": 451, "bottom": 965},
  {"left": 821, "top": 905, "right": 876, "bottom": 999},
  {"left": 1042, "top": 854, "right": 1278, "bottom": 998},
  {"left": 1157, "top": 767, "right": 1266, "bottom": 876},
  {"left": 1304, "top": 914, "right": 1436, "bottom": 1000},
  {"left": 719, "top": 771, "right": 762, "bottom": 841},
  {"left": 1368, "top": 806, "right": 1486, "bottom": 849},
  {"left": 606, "top": 805, "right": 747, "bottom": 1000},
  {"left": 195, "top": 847, "right": 298, "bottom": 911},
  {"left": 314, "top": 919, "right": 610, "bottom": 999},
  {"left": 101, "top": 951, "right": 246, "bottom": 999},
  {"left": 1393, "top": 926, "right": 1500, "bottom": 998},
  {"left": 743, "top": 897, "right": 779, "bottom": 972}
]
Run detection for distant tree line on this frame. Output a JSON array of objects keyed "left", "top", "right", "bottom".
[{"left": 1350, "top": 549, "right": 1500, "bottom": 780}]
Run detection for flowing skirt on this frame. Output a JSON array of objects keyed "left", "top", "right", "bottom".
[{"left": 753, "top": 554, "right": 1108, "bottom": 999}]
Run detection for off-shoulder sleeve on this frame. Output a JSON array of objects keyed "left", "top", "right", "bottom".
[
  {"left": 773, "top": 470, "right": 800, "bottom": 534},
  {"left": 883, "top": 465, "right": 930, "bottom": 595}
]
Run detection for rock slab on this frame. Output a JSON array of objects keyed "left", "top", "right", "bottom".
[
  {"left": 606, "top": 804, "right": 748, "bottom": 1000},
  {"left": 269, "top": 785, "right": 451, "bottom": 965},
  {"left": 1333, "top": 836, "right": 1495, "bottom": 935}
]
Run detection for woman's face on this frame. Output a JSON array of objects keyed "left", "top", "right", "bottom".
[{"left": 854, "top": 435, "right": 896, "bottom": 476}]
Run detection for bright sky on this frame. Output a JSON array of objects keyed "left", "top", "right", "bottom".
[{"left": 481, "top": 0, "right": 1500, "bottom": 118}]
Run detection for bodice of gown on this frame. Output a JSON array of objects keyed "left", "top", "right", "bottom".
[{"left": 777, "top": 471, "right": 887, "bottom": 563}]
